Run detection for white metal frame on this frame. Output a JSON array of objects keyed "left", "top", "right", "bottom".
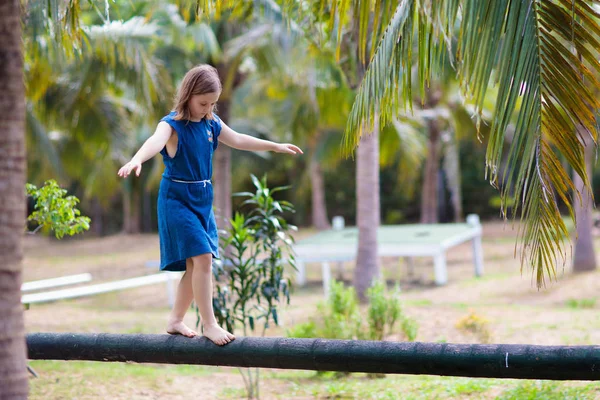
[{"left": 294, "top": 214, "right": 484, "bottom": 295}]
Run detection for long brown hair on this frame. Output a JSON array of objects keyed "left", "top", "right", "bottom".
[{"left": 173, "top": 64, "right": 222, "bottom": 121}]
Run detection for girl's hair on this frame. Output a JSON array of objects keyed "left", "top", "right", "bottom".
[{"left": 173, "top": 64, "right": 222, "bottom": 121}]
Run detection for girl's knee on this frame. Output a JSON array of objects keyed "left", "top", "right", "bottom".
[{"left": 191, "top": 254, "right": 212, "bottom": 273}]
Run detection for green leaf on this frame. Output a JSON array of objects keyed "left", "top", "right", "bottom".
[
  {"left": 458, "top": 0, "right": 600, "bottom": 287},
  {"left": 342, "top": 0, "right": 418, "bottom": 154}
]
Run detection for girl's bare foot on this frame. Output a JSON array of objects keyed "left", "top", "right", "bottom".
[
  {"left": 203, "top": 323, "right": 235, "bottom": 346},
  {"left": 166, "top": 320, "right": 198, "bottom": 338}
]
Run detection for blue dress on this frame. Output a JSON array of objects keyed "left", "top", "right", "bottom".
[{"left": 157, "top": 111, "right": 222, "bottom": 271}]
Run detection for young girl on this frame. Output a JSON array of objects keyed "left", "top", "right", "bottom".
[{"left": 118, "top": 64, "right": 302, "bottom": 346}]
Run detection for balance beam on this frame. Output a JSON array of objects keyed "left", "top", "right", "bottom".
[{"left": 26, "top": 333, "right": 600, "bottom": 380}]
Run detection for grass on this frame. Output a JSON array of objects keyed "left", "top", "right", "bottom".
[
  {"left": 496, "top": 381, "right": 600, "bottom": 400},
  {"left": 403, "top": 299, "right": 433, "bottom": 306},
  {"left": 28, "top": 361, "right": 600, "bottom": 400},
  {"left": 263, "top": 371, "right": 600, "bottom": 400},
  {"left": 22, "top": 226, "right": 600, "bottom": 399},
  {"left": 565, "top": 298, "right": 597, "bottom": 309},
  {"left": 28, "top": 360, "right": 216, "bottom": 400}
]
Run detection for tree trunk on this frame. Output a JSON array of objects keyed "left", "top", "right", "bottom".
[
  {"left": 130, "top": 189, "right": 141, "bottom": 234},
  {"left": 121, "top": 177, "right": 141, "bottom": 234},
  {"left": 212, "top": 99, "right": 232, "bottom": 230},
  {"left": 142, "top": 189, "right": 152, "bottom": 233},
  {"left": 0, "top": 0, "right": 28, "bottom": 397},
  {"left": 91, "top": 197, "right": 103, "bottom": 236},
  {"left": 573, "top": 139, "right": 596, "bottom": 272},
  {"left": 353, "top": 123, "right": 380, "bottom": 301},
  {"left": 421, "top": 118, "right": 441, "bottom": 224},
  {"left": 309, "top": 152, "right": 330, "bottom": 230},
  {"left": 443, "top": 131, "right": 463, "bottom": 222},
  {"left": 122, "top": 187, "right": 131, "bottom": 233}
]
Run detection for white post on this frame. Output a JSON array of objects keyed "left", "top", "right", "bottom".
[
  {"left": 296, "top": 259, "right": 307, "bottom": 286},
  {"left": 466, "top": 214, "right": 484, "bottom": 277},
  {"left": 332, "top": 216, "right": 345, "bottom": 230},
  {"left": 433, "top": 252, "right": 448, "bottom": 285},
  {"left": 322, "top": 262, "right": 331, "bottom": 298}
]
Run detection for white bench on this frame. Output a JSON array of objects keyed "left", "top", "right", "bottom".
[
  {"left": 21, "top": 272, "right": 181, "bottom": 306},
  {"left": 21, "top": 273, "right": 93, "bottom": 292}
]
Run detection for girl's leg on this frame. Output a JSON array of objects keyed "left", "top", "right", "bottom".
[
  {"left": 191, "top": 253, "right": 235, "bottom": 345},
  {"left": 166, "top": 258, "right": 197, "bottom": 337}
]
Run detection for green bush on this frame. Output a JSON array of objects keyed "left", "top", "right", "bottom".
[
  {"left": 288, "top": 280, "right": 418, "bottom": 342},
  {"left": 26, "top": 180, "right": 90, "bottom": 238}
]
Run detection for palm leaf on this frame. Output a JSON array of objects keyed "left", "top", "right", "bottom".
[
  {"left": 342, "top": 0, "right": 417, "bottom": 152},
  {"left": 25, "top": 106, "right": 66, "bottom": 181},
  {"left": 458, "top": 0, "right": 600, "bottom": 286},
  {"left": 83, "top": 17, "right": 172, "bottom": 113},
  {"left": 380, "top": 118, "right": 427, "bottom": 198}
]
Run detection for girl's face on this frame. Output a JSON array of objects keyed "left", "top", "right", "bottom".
[{"left": 188, "top": 92, "right": 220, "bottom": 120}]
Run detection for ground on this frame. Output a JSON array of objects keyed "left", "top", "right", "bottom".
[{"left": 22, "top": 221, "right": 600, "bottom": 399}]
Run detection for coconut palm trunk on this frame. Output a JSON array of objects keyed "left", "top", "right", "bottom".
[
  {"left": 212, "top": 97, "right": 232, "bottom": 230},
  {"left": 444, "top": 131, "right": 463, "bottom": 222},
  {"left": 573, "top": 137, "right": 597, "bottom": 272},
  {"left": 309, "top": 146, "right": 330, "bottom": 230},
  {"left": 420, "top": 118, "right": 441, "bottom": 224},
  {"left": 0, "top": 0, "right": 28, "bottom": 397},
  {"left": 122, "top": 181, "right": 141, "bottom": 234},
  {"left": 421, "top": 89, "right": 443, "bottom": 224},
  {"left": 354, "top": 120, "right": 381, "bottom": 301}
]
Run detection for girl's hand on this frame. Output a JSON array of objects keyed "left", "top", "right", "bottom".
[
  {"left": 275, "top": 143, "right": 303, "bottom": 155},
  {"left": 118, "top": 160, "right": 142, "bottom": 178}
]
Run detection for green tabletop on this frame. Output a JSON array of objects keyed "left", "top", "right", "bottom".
[{"left": 296, "top": 223, "right": 476, "bottom": 246}]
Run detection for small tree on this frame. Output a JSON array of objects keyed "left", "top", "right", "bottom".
[
  {"left": 26, "top": 180, "right": 91, "bottom": 238},
  {"left": 210, "top": 174, "right": 296, "bottom": 399}
]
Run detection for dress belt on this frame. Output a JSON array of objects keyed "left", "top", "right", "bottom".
[{"left": 169, "top": 178, "right": 212, "bottom": 187}]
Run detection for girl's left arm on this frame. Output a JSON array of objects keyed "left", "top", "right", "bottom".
[{"left": 218, "top": 121, "right": 303, "bottom": 155}]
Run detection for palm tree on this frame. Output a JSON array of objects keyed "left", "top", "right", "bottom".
[
  {"left": 385, "top": 87, "right": 497, "bottom": 224},
  {"left": 229, "top": 36, "right": 353, "bottom": 230},
  {"left": 0, "top": 1, "right": 28, "bottom": 397}
]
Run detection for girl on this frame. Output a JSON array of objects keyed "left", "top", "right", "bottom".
[{"left": 118, "top": 64, "right": 302, "bottom": 346}]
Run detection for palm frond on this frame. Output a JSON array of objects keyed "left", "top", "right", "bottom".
[
  {"left": 188, "top": 22, "right": 223, "bottom": 61},
  {"left": 458, "top": 0, "right": 600, "bottom": 286},
  {"left": 342, "top": 0, "right": 417, "bottom": 153},
  {"left": 380, "top": 119, "right": 427, "bottom": 197},
  {"left": 24, "top": 0, "right": 87, "bottom": 55},
  {"left": 82, "top": 17, "right": 173, "bottom": 115},
  {"left": 25, "top": 106, "right": 66, "bottom": 180},
  {"left": 224, "top": 24, "right": 274, "bottom": 61}
]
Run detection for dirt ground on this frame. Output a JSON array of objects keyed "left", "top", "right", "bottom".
[{"left": 21, "top": 221, "right": 600, "bottom": 399}]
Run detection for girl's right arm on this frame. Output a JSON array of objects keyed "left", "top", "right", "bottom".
[{"left": 118, "top": 121, "right": 172, "bottom": 178}]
